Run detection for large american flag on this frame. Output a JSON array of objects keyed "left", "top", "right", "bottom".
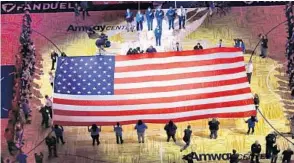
[{"left": 53, "top": 48, "right": 256, "bottom": 126}]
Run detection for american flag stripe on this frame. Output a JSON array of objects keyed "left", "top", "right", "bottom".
[
  {"left": 114, "top": 72, "right": 245, "bottom": 90},
  {"left": 53, "top": 99, "right": 254, "bottom": 116},
  {"left": 53, "top": 87, "right": 251, "bottom": 106},
  {"left": 115, "top": 56, "right": 244, "bottom": 72},
  {"left": 115, "top": 66, "right": 245, "bottom": 83},
  {"left": 115, "top": 77, "right": 248, "bottom": 94},
  {"left": 53, "top": 47, "right": 256, "bottom": 126},
  {"left": 53, "top": 82, "right": 249, "bottom": 101},
  {"left": 53, "top": 93, "right": 253, "bottom": 111},
  {"left": 54, "top": 111, "right": 256, "bottom": 126},
  {"left": 54, "top": 105, "right": 254, "bottom": 122},
  {"left": 115, "top": 48, "right": 242, "bottom": 61}
]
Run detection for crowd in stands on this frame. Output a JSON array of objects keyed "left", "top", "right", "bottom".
[
  {"left": 3, "top": 9, "right": 36, "bottom": 162},
  {"left": 286, "top": 2, "right": 294, "bottom": 98}
]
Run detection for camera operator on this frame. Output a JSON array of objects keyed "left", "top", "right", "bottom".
[{"left": 95, "top": 33, "right": 111, "bottom": 55}]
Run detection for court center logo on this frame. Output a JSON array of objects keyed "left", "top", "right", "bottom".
[
  {"left": 67, "top": 25, "right": 129, "bottom": 32},
  {"left": 1, "top": 3, "right": 16, "bottom": 13}
]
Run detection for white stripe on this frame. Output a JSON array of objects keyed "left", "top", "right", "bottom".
[
  {"left": 54, "top": 105, "right": 255, "bottom": 122},
  {"left": 115, "top": 62, "right": 245, "bottom": 78},
  {"left": 53, "top": 82, "right": 249, "bottom": 100},
  {"left": 116, "top": 52, "right": 243, "bottom": 67},
  {"left": 53, "top": 93, "right": 253, "bottom": 111},
  {"left": 114, "top": 72, "right": 246, "bottom": 89}
]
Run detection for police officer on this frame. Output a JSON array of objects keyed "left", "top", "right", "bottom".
[
  {"left": 265, "top": 132, "right": 277, "bottom": 159},
  {"left": 125, "top": 8, "right": 133, "bottom": 32},
  {"left": 45, "top": 134, "right": 58, "bottom": 158},
  {"left": 145, "top": 7, "right": 154, "bottom": 31},
  {"left": 154, "top": 26, "right": 162, "bottom": 46},
  {"left": 208, "top": 118, "right": 220, "bottom": 139},
  {"left": 155, "top": 7, "right": 164, "bottom": 29},
  {"left": 166, "top": 6, "right": 176, "bottom": 30},
  {"left": 136, "top": 10, "right": 144, "bottom": 31},
  {"left": 251, "top": 140, "right": 261, "bottom": 163},
  {"left": 39, "top": 106, "right": 50, "bottom": 128}
]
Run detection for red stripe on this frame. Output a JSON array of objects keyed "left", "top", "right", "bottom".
[
  {"left": 115, "top": 77, "right": 248, "bottom": 95},
  {"left": 54, "top": 87, "right": 251, "bottom": 106},
  {"left": 115, "top": 66, "right": 245, "bottom": 84},
  {"left": 53, "top": 99, "right": 254, "bottom": 116},
  {"left": 53, "top": 110, "right": 256, "bottom": 126},
  {"left": 116, "top": 47, "right": 242, "bottom": 61},
  {"left": 115, "top": 56, "right": 244, "bottom": 72}
]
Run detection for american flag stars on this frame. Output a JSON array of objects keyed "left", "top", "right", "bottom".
[{"left": 55, "top": 56, "right": 115, "bottom": 95}]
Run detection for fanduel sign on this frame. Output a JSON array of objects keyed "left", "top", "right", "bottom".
[
  {"left": 1, "top": 2, "right": 75, "bottom": 14},
  {"left": 67, "top": 25, "right": 128, "bottom": 32}
]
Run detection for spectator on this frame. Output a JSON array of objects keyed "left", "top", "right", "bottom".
[
  {"left": 177, "top": 6, "right": 186, "bottom": 29},
  {"left": 253, "top": 94, "right": 260, "bottom": 110},
  {"left": 21, "top": 99, "right": 30, "bottom": 123},
  {"left": 135, "top": 120, "right": 148, "bottom": 143},
  {"left": 166, "top": 6, "right": 176, "bottom": 30},
  {"left": 265, "top": 132, "right": 277, "bottom": 159},
  {"left": 44, "top": 95, "right": 53, "bottom": 118},
  {"left": 208, "top": 118, "right": 220, "bottom": 139},
  {"left": 146, "top": 46, "right": 157, "bottom": 53},
  {"left": 4, "top": 128, "right": 14, "bottom": 155},
  {"left": 164, "top": 120, "right": 177, "bottom": 142},
  {"left": 180, "top": 125, "right": 192, "bottom": 152},
  {"left": 136, "top": 10, "right": 144, "bottom": 31},
  {"left": 245, "top": 60, "right": 253, "bottom": 84},
  {"left": 80, "top": 1, "right": 90, "bottom": 20},
  {"left": 145, "top": 7, "right": 154, "bottom": 31},
  {"left": 52, "top": 125, "right": 65, "bottom": 144},
  {"left": 49, "top": 72, "right": 54, "bottom": 88},
  {"left": 34, "top": 152, "right": 44, "bottom": 163},
  {"left": 251, "top": 140, "right": 261, "bottom": 163},
  {"left": 229, "top": 149, "right": 239, "bottom": 163},
  {"left": 271, "top": 144, "right": 280, "bottom": 163},
  {"left": 172, "top": 42, "right": 183, "bottom": 52},
  {"left": 290, "top": 115, "right": 294, "bottom": 139},
  {"left": 218, "top": 39, "right": 222, "bottom": 48},
  {"left": 282, "top": 147, "right": 294, "bottom": 163},
  {"left": 154, "top": 26, "right": 162, "bottom": 46},
  {"left": 45, "top": 133, "right": 58, "bottom": 158},
  {"left": 88, "top": 124, "right": 101, "bottom": 146},
  {"left": 245, "top": 116, "right": 258, "bottom": 135},
  {"left": 24, "top": 10, "right": 32, "bottom": 25},
  {"left": 240, "top": 40, "right": 246, "bottom": 53},
  {"left": 114, "top": 122, "right": 123, "bottom": 144},
  {"left": 16, "top": 150, "right": 27, "bottom": 163},
  {"left": 259, "top": 34, "right": 268, "bottom": 58},
  {"left": 194, "top": 43, "right": 203, "bottom": 50},
  {"left": 50, "top": 50, "right": 58, "bottom": 70},
  {"left": 125, "top": 9, "right": 133, "bottom": 32},
  {"left": 73, "top": 3, "right": 80, "bottom": 17},
  {"left": 155, "top": 7, "right": 164, "bottom": 29}
]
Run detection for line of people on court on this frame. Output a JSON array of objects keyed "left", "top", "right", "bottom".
[
  {"left": 84, "top": 119, "right": 219, "bottom": 152},
  {"left": 125, "top": 6, "right": 187, "bottom": 32},
  {"left": 125, "top": 6, "right": 187, "bottom": 46}
]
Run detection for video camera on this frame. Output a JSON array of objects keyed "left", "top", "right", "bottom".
[{"left": 95, "top": 33, "right": 111, "bottom": 48}]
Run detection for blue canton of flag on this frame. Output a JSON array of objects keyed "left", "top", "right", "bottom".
[{"left": 54, "top": 56, "right": 115, "bottom": 95}]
